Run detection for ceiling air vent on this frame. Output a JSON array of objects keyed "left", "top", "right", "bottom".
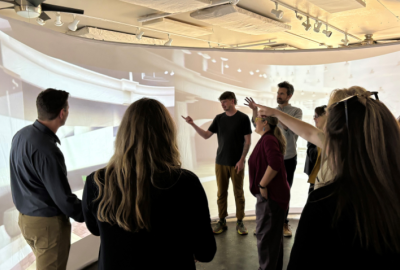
[
  {"left": 119, "top": 0, "right": 210, "bottom": 13},
  {"left": 67, "top": 27, "right": 165, "bottom": 45},
  {"left": 307, "top": 0, "right": 366, "bottom": 13},
  {"left": 190, "top": 4, "right": 291, "bottom": 35},
  {"left": 143, "top": 18, "right": 212, "bottom": 37}
]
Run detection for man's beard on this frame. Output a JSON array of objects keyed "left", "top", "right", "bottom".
[{"left": 277, "top": 99, "right": 285, "bottom": 104}]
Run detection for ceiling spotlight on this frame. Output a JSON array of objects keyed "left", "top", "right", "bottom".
[
  {"left": 136, "top": 28, "right": 144, "bottom": 40},
  {"left": 263, "top": 74, "right": 267, "bottom": 78},
  {"left": 225, "top": 65, "right": 229, "bottom": 68},
  {"left": 164, "top": 71, "right": 169, "bottom": 75},
  {"left": 54, "top": 12, "right": 63, "bottom": 27},
  {"left": 36, "top": 18, "right": 46, "bottom": 26},
  {"left": 322, "top": 24, "right": 333, "bottom": 38},
  {"left": 68, "top": 17, "right": 80, "bottom": 32},
  {"left": 256, "top": 70, "right": 260, "bottom": 73},
  {"left": 295, "top": 11, "right": 303, "bottom": 20},
  {"left": 211, "top": 59, "right": 216, "bottom": 63},
  {"left": 271, "top": 2, "right": 284, "bottom": 19},
  {"left": 301, "top": 91, "right": 304, "bottom": 95},
  {"left": 250, "top": 71, "right": 254, "bottom": 75},
  {"left": 341, "top": 33, "right": 349, "bottom": 46},
  {"left": 314, "top": 20, "right": 323, "bottom": 33},
  {"left": 237, "top": 68, "right": 242, "bottom": 72},
  {"left": 170, "top": 71, "right": 175, "bottom": 76},
  {"left": 312, "top": 92, "right": 316, "bottom": 97},
  {"left": 302, "top": 17, "right": 312, "bottom": 31},
  {"left": 164, "top": 34, "right": 173, "bottom": 46},
  {"left": 259, "top": 74, "right": 263, "bottom": 77}
]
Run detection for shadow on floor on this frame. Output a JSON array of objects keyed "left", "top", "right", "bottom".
[{"left": 83, "top": 218, "right": 299, "bottom": 270}]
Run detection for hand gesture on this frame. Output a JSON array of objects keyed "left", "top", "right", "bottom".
[
  {"left": 244, "top": 97, "right": 257, "bottom": 110},
  {"left": 255, "top": 104, "right": 275, "bottom": 117},
  {"left": 181, "top": 115, "right": 194, "bottom": 125},
  {"left": 235, "top": 160, "right": 245, "bottom": 174}
]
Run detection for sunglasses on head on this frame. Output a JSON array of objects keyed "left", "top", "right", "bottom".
[{"left": 332, "top": 91, "right": 379, "bottom": 127}]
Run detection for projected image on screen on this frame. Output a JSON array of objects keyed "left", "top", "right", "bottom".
[
  {"left": 1, "top": 15, "right": 400, "bottom": 270},
  {"left": 0, "top": 28, "right": 174, "bottom": 270}
]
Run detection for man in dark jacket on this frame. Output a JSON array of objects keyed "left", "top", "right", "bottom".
[{"left": 10, "top": 88, "right": 84, "bottom": 270}]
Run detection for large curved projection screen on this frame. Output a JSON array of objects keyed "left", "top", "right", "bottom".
[{"left": 1, "top": 15, "right": 400, "bottom": 270}]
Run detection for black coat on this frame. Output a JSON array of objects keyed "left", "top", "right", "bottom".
[{"left": 82, "top": 169, "right": 216, "bottom": 270}]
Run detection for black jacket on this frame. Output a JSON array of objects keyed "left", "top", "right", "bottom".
[{"left": 82, "top": 169, "right": 216, "bottom": 270}]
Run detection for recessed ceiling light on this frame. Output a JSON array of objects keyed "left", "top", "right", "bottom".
[
  {"left": 256, "top": 70, "right": 260, "bottom": 73},
  {"left": 225, "top": 65, "right": 229, "bottom": 68},
  {"left": 250, "top": 71, "right": 254, "bottom": 75},
  {"left": 164, "top": 71, "right": 169, "bottom": 75},
  {"left": 211, "top": 59, "right": 216, "bottom": 63},
  {"left": 237, "top": 69, "right": 242, "bottom": 72},
  {"left": 170, "top": 71, "right": 174, "bottom": 76}
]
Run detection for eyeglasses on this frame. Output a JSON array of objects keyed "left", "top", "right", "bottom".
[
  {"left": 255, "top": 117, "right": 267, "bottom": 122},
  {"left": 333, "top": 91, "right": 379, "bottom": 127}
]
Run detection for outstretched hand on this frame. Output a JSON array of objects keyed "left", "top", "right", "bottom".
[
  {"left": 255, "top": 104, "right": 275, "bottom": 117},
  {"left": 181, "top": 115, "right": 194, "bottom": 125},
  {"left": 244, "top": 97, "right": 257, "bottom": 110}
]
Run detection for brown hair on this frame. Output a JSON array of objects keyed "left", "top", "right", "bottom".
[
  {"left": 36, "top": 88, "right": 69, "bottom": 120},
  {"left": 278, "top": 81, "right": 294, "bottom": 96},
  {"left": 94, "top": 98, "right": 181, "bottom": 232},
  {"left": 262, "top": 116, "right": 286, "bottom": 155},
  {"left": 315, "top": 105, "right": 327, "bottom": 117},
  {"left": 325, "top": 94, "right": 400, "bottom": 254},
  {"left": 219, "top": 91, "right": 237, "bottom": 105}
]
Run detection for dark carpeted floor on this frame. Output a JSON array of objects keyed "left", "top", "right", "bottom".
[{"left": 83, "top": 218, "right": 299, "bottom": 270}]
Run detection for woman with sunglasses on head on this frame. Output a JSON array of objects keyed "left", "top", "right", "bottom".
[
  {"left": 82, "top": 98, "right": 216, "bottom": 270},
  {"left": 304, "top": 105, "right": 327, "bottom": 194},
  {"left": 248, "top": 112, "right": 289, "bottom": 270},
  {"left": 249, "top": 88, "right": 400, "bottom": 269}
]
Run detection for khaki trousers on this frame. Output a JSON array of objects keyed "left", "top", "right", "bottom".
[
  {"left": 215, "top": 164, "right": 245, "bottom": 220},
  {"left": 18, "top": 213, "right": 71, "bottom": 270}
]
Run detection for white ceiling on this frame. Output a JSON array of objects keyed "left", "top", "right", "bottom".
[{"left": 0, "top": 0, "right": 399, "bottom": 50}]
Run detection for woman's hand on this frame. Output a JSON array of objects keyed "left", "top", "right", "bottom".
[
  {"left": 244, "top": 97, "right": 257, "bottom": 110},
  {"left": 260, "top": 187, "right": 268, "bottom": 200},
  {"left": 255, "top": 104, "right": 276, "bottom": 117}
]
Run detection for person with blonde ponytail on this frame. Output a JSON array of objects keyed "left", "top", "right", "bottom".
[
  {"left": 248, "top": 112, "right": 289, "bottom": 270},
  {"left": 82, "top": 98, "right": 216, "bottom": 270}
]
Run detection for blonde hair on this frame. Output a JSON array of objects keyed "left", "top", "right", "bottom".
[
  {"left": 328, "top": 86, "right": 368, "bottom": 107},
  {"left": 94, "top": 98, "right": 181, "bottom": 232}
]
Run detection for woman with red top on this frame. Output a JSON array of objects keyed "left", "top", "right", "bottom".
[{"left": 248, "top": 113, "right": 290, "bottom": 270}]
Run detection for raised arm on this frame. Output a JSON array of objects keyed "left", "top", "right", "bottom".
[
  {"left": 255, "top": 104, "right": 325, "bottom": 149},
  {"left": 181, "top": 115, "right": 213, "bottom": 139}
]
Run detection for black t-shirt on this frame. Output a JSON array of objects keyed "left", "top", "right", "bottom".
[{"left": 208, "top": 110, "right": 252, "bottom": 166}]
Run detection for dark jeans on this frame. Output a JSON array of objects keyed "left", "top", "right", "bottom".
[
  {"left": 256, "top": 195, "right": 284, "bottom": 270},
  {"left": 308, "top": 183, "right": 315, "bottom": 195},
  {"left": 284, "top": 155, "right": 297, "bottom": 224}
]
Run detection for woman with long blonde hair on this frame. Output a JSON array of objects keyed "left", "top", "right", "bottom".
[
  {"left": 82, "top": 98, "right": 216, "bottom": 270},
  {"left": 248, "top": 112, "right": 289, "bottom": 270},
  {"left": 253, "top": 88, "right": 400, "bottom": 269}
]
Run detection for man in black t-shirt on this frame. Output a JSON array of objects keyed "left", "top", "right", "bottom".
[{"left": 182, "top": 92, "right": 252, "bottom": 235}]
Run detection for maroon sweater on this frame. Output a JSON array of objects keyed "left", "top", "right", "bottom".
[{"left": 248, "top": 132, "right": 290, "bottom": 211}]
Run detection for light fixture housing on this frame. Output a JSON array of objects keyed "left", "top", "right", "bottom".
[
  {"left": 136, "top": 30, "right": 144, "bottom": 40},
  {"left": 295, "top": 11, "right": 303, "bottom": 20},
  {"left": 15, "top": 4, "right": 41, "bottom": 19},
  {"left": 54, "top": 12, "right": 63, "bottom": 27},
  {"left": 302, "top": 17, "right": 312, "bottom": 31},
  {"left": 68, "top": 18, "right": 80, "bottom": 32},
  {"left": 36, "top": 17, "right": 46, "bottom": 26},
  {"left": 164, "top": 34, "right": 173, "bottom": 46},
  {"left": 271, "top": 3, "right": 284, "bottom": 19},
  {"left": 313, "top": 21, "right": 323, "bottom": 33},
  {"left": 323, "top": 29, "right": 332, "bottom": 37},
  {"left": 341, "top": 33, "right": 349, "bottom": 46}
]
